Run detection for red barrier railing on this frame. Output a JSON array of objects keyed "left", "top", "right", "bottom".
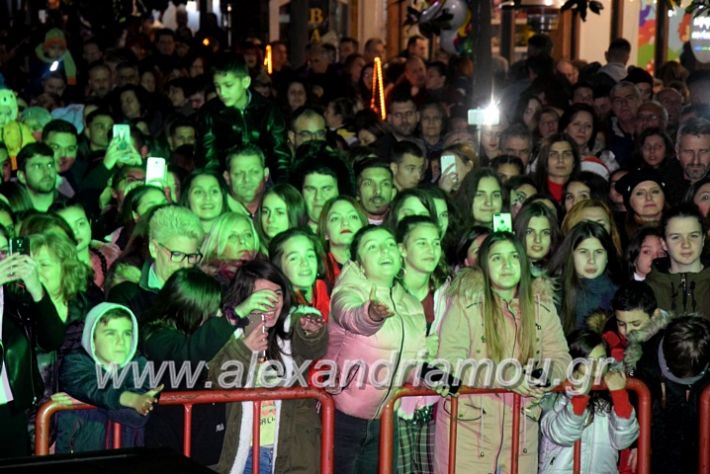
[
  {"left": 378, "top": 379, "right": 651, "bottom": 474},
  {"left": 699, "top": 385, "right": 710, "bottom": 474},
  {"left": 35, "top": 387, "right": 335, "bottom": 474}
]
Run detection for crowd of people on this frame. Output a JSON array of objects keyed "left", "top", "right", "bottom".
[{"left": 1, "top": 9, "right": 710, "bottom": 474}]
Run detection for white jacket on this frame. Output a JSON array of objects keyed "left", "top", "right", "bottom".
[{"left": 538, "top": 393, "right": 639, "bottom": 474}]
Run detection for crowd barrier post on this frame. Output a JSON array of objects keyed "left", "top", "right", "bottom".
[
  {"left": 35, "top": 387, "right": 335, "bottom": 474},
  {"left": 699, "top": 385, "right": 710, "bottom": 474},
  {"left": 378, "top": 379, "right": 651, "bottom": 474}
]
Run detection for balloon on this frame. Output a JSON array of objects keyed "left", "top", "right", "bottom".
[{"left": 418, "top": 0, "right": 473, "bottom": 55}]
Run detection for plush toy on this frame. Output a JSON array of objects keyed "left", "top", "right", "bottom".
[{"left": 0, "top": 89, "right": 36, "bottom": 170}]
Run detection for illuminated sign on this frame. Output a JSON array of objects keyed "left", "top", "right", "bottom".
[{"left": 691, "top": 15, "right": 710, "bottom": 63}]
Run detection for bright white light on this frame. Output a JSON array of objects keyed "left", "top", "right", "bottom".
[
  {"left": 483, "top": 102, "right": 501, "bottom": 126},
  {"left": 50, "top": 61, "right": 59, "bottom": 72}
]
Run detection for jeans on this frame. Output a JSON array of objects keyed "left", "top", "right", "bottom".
[
  {"left": 244, "top": 446, "right": 274, "bottom": 473},
  {"left": 334, "top": 409, "right": 398, "bottom": 474}
]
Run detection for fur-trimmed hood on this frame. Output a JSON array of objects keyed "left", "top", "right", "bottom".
[
  {"left": 447, "top": 267, "right": 557, "bottom": 305},
  {"left": 624, "top": 309, "right": 677, "bottom": 372}
]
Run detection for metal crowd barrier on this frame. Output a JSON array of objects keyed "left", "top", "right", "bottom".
[
  {"left": 378, "top": 379, "right": 652, "bottom": 474},
  {"left": 699, "top": 385, "right": 710, "bottom": 474},
  {"left": 35, "top": 387, "right": 335, "bottom": 474}
]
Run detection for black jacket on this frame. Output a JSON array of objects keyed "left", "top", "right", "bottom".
[
  {"left": 196, "top": 93, "right": 291, "bottom": 181},
  {"left": 141, "top": 317, "right": 236, "bottom": 467},
  {"left": 635, "top": 331, "right": 710, "bottom": 473},
  {"left": 2, "top": 288, "right": 65, "bottom": 412}
]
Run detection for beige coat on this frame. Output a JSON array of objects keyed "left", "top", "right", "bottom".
[{"left": 434, "top": 276, "right": 571, "bottom": 474}]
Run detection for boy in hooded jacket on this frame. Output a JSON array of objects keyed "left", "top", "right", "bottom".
[{"left": 56, "top": 303, "right": 162, "bottom": 453}]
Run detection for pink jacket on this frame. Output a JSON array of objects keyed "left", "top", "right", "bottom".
[{"left": 325, "top": 261, "right": 427, "bottom": 420}]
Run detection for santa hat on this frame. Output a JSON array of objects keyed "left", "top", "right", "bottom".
[{"left": 580, "top": 155, "right": 610, "bottom": 181}]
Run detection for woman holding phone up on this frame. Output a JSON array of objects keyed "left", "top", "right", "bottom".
[
  {"left": 211, "top": 259, "right": 327, "bottom": 474},
  {"left": 434, "top": 232, "right": 571, "bottom": 473}
]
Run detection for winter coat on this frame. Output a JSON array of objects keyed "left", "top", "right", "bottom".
[
  {"left": 107, "top": 261, "right": 160, "bottom": 322},
  {"left": 645, "top": 257, "right": 710, "bottom": 319},
  {"left": 1, "top": 288, "right": 65, "bottom": 412},
  {"left": 207, "top": 308, "right": 328, "bottom": 474},
  {"left": 434, "top": 273, "right": 571, "bottom": 474},
  {"left": 573, "top": 275, "right": 617, "bottom": 330},
  {"left": 538, "top": 393, "right": 639, "bottom": 473},
  {"left": 398, "top": 278, "right": 453, "bottom": 419},
  {"left": 626, "top": 312, "right": 710, "bottom": 473},
  {"left": 56, "top": 303, "right": 149, "bottom": 453},
  {"left": 196, "top": 93, "right": 291, "bottom": 181},
  {"left": 141, "top": 315, "right": 238, "bottom": 466},
  {"left": 324, "top": 261, "right": 427, "bottom": 420}
]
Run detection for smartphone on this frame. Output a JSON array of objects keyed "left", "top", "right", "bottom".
[
  {"left": 420, "top": 362, "right": 462, "bottom": 395},
  {"left": 112, "top": 124, "right": 130, "bottom": 143},
  {"left": 145, "top": 157, "right": 166, "bottom": 187},
  {"left": 440, "top": 153, "right": 457, "bottom": 176},
  {"left": 493, "top": 212, "right": 512, "bottom": 233},
  {"left": 9, "top": 237, "right": 29, "bottom": 256},
  {"left": 529, "top": 367, "right": 551, "bottom": 388}
]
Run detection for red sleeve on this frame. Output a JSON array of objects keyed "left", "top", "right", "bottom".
[
  {"left": 571, "top": 394, "right": 591, "bottom": 415},
  {"left": 610, "top": 389, "right": 633, "bottom": 418}
]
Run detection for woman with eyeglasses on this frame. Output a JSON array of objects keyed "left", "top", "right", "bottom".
[
  {"left": 107, "top": 205, "right": 205, "bottom": 322},
  {"left": 533, "top": 134, "right": 581, "bottom": 204}
]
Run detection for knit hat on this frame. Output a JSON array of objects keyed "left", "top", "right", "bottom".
[
  {"left": 43, "top": 28, "right": 67, "bottom": 49},
  {"left": 615, "top": 168, "right": 667, "bottom": 211}
]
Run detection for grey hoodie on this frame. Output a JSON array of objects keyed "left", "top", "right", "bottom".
[{"left": 81, "top": 302, "right": 139, "bottom": 370}]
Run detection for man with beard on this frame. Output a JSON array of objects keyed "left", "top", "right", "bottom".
[
  {"left": 355, "top": 158, "right": 396, "bottom": 225},
  {"left": 676, "top": 118, "right": 710, "bottom": 187},
  {"left": 42, "top": 119, "right": 81, "bottom": 197},
  {"left": 17, "top": 142, "right": 59, "bottom": 212}
]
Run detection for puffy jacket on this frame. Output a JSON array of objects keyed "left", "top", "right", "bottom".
[
  {"left": 196, "top": 93, "right": 291, "bottom": 181},
  {"left": 434, "top": 272, "right": 571, "bottom": 474},
  {"left": 538, "top": 393, "right": 639, "bottom": 473},
  {"left": 645, "top": 257, "right": 710, "bottom": 319},
  {"left": 325, "top": 261, "right": 426, "bottom": 420}
]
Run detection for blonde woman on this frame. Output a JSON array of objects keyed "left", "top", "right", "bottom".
[{"left": 200, "top": 212, "right": 262, "bottom": 282}]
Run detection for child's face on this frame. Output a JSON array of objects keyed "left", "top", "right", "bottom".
[
  {"left": 94, "top": 317, "right": 133, "bottom": 365},
  {"left": 46, "top": 44, "right": 65, "bottom": 60}
]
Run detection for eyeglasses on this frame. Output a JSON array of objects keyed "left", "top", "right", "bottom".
[{"left": 157, "top": 242, "right": 202, "bottom": 264}]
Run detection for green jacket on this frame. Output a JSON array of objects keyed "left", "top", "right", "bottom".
[{"left": 645, "top": 258, "right": 710, "bottom": 319}]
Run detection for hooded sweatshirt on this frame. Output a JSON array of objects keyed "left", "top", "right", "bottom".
[
  {"left": 60, "top": 302, "right": 145, "bottom": 409},
  {"left": 57, "top": 303, "right": 148, "bottom": 453}
]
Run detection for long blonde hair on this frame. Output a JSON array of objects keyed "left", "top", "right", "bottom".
[{"left": 477, "top": 232, "right": 536, "bottom": 363}]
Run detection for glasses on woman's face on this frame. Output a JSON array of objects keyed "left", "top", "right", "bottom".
[{"left": 157, "top": 242, "right": 202, "bottom": 264}]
